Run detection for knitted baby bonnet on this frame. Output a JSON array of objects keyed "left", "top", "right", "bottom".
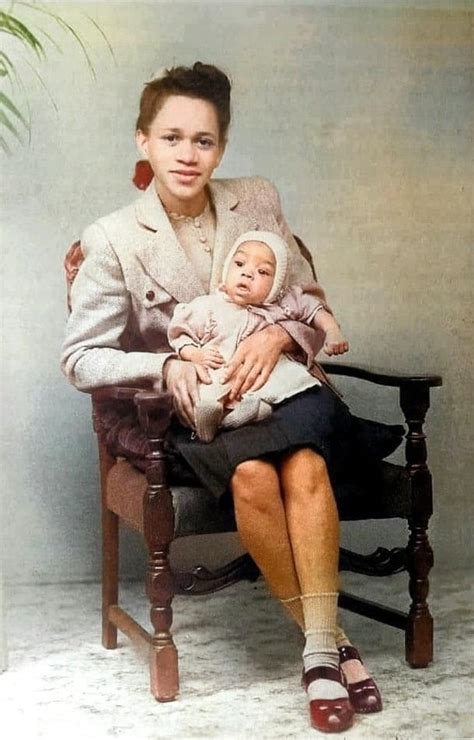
[{"left": 221, "top": 230, "right": 290, "bottom": 303}]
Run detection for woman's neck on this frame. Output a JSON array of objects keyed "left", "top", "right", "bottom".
[{"left": 156, "top": 183, "right": 209, "bottom": 218}]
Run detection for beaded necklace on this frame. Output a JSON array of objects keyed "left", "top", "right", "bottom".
[{"left": 166, "top": 201, "right": 212, "bottom": 253}]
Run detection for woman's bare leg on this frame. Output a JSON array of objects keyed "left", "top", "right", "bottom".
[
  {"left": 231, "top": 459, "right": 304, "bottom": 627},
  {"left": 280, "top": 448, "right": 373, "bottom": 687},
  {"left": 232, "top": 453, "right": 373, "bottom": 704},
  {"left": 231, "top": 456, "right": 360, "bottom": 642},
  {"left": 280, "top": 448, "right": 340, "bottom": 594}
]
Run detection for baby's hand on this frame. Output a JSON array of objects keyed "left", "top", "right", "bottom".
[
  {"left": 323, "top": 328, "right": 349, "bottom": 356},
  {"left": 196, "top": 346, "right": 225, "bottom": 369}
]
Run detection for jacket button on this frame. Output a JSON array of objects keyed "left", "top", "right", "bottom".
[{"left": 146, "top": 290, "right": 155, "bottom": 301}]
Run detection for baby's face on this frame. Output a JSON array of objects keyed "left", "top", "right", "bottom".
[{"left": 225, "top": 241, "right": 276, "bottom": 305}]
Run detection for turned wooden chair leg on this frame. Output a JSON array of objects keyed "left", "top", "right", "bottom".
[
  {"left": 102, "top": 507, "right": 119, "bottom": 649},
  {"left": 137, "top": 391, "right": 179, "bottom": 701},
  {"left": 147, "top": 549, "right": 179, "bottom": 702},
  {"left": 406, "top": 519, "right": 434, "bottom": 667},
  {"left": 97, "top": 435, "right": 119, "bottom": 650},
  {"left": 401, "top": 383, "right": 434, "bottom": 668}
]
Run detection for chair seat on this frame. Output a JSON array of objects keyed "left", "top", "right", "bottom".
[
  {"left": 107, "top": 458, "right": 411, "bottom": 537},
  {"left": 107, "top": 459, "right": 237, "bottom": 536}
]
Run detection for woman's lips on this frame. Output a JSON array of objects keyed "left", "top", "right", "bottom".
[{"left": 171, "top": 170, "right": 200, "bottom": 184}]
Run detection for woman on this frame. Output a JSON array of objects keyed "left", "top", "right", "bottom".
[{"left": 62, "top": 63, "right": 396, "bottom": 733}]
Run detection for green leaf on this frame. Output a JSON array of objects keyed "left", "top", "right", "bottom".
[
  {"left": 0, "top": 50, "right": 14, "bottom": 77},
  {"left": 0, "top": 10, "right": 45, "bottom": 59},
  {"left": 32, "top": 24, "right": 63, "bottom": 55},
  {"left": 0, "top": 108, "right": 23, "bottom": 141},
  {"left": 0, "top": 133, "right": 12, "bottom": 154},
  {"left": 23, "top": 57, "right": 58, "bottom": 113},
  {"left": 15, "top": 2, "right": 97, "bottom": 78},
  {"left": 86, "top": 14, "right": 116, "bottom": 64},
  {"left": 50, "top": 15, "right": 96, "bottom": 79},
  {"left": 0, "top": 91, "right": 27, "bottom": 125}
]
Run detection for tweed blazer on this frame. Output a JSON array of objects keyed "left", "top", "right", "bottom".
[{"left": 61, "top": 176, "right": 330, "bottom": 392}]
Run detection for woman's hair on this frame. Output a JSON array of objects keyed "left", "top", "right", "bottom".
[{"left": 136, "top": 62, "right": 232, "bottom": 141}]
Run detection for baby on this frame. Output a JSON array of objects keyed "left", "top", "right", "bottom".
[{"left": 167, "top": 231, "right": 348, "bottom": 442}]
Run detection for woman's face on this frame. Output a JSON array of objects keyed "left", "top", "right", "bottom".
[
  {"left": 225, "top": 241, "right": 276, "bottom": 306},
  {"left": 136, "top": 95, "right": 225, "bottom": 214}
]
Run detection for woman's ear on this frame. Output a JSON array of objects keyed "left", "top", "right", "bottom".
[{"left": 135, "top": 129, "right": 149, "bottom": 159}]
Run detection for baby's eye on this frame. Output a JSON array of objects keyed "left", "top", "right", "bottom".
[
  {"left": 258, "top": 269, "right": 270, "bottom": 276},
  {"left": 234, "top": 259, "right": 244, "bottom": 267}
]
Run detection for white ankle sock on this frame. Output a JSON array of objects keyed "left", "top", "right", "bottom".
[{"left": 302, "top": 593, "right": 348, "bottom": 701}]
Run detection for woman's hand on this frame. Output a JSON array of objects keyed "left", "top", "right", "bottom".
[
  {"left": 160, "top": 358, "right": 211, "bottom": 427},
  {"left": 221, "top": 325, "right": 291, "bottom": 402}
]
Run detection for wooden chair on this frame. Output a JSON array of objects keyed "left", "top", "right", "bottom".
[{"left": 65, "top": 162, "right": 442, "bottom": 701}]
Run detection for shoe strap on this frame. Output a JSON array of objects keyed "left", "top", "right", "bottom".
[
  {"left": 338, "top": 645, "right": 363, "bottom": 664},
  {"left": 304, "top": 666, "right": 342, "bottom": 686}
]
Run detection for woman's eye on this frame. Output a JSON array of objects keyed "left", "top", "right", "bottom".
[
  {"left": 198, "top": 138, "right": 214, "bottom": 149},
  {"left": 163, "top": 135, "right": 178, "bottom": 143}
]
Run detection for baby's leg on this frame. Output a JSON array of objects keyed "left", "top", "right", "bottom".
[
  {"left": 221, "top": 394, "right": 272, "bottom": 429},
  {"left": 194, "top": 377, "right": 228, "bottom": 443}
]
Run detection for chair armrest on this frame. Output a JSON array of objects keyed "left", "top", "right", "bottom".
[
  {"left": 91, "top": 386, "right": 147, "bottom": 403},
  {"left": 91, "top": 386, "right": 173, "bottom": 441},
  {"left": 319, "top": 362, "right": 442, "bottom": 389},
  {"left": 92, "top": 386, "right": 173, "bottom": 434}
]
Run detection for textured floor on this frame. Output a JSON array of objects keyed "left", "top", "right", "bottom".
[{"left": 1, "top": 568, "right": 473, "bottom": 739}]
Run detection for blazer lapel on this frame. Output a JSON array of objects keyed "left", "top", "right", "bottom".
[
  {"left": 208, "top": 180, "right": 259, "bottom": 292},
  {"left": 134, "top": 182, "right": 205, "bottom": 303}
]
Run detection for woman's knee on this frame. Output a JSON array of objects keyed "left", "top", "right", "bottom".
[
  {"left": 281, "top": 448, "right": 331, "bottom": 497},
  {"left": 231, "top": 459, "right": 278, "bottom": 512}
]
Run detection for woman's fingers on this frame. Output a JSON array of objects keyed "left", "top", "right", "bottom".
[
  {"left": 227, "top": 359, "right": 255, "bottom": 400},
  {"left": 227, "top": 356, "right": 273, "bottom": 399},
  {"left": 223, "top": 327, "right": 285, "bottom": 401},
  {"left": 164, "top": 359, "right": 206, "bottom": 427},
  {"left": 173, "top": 376, "right": 197, "bottom": 427},
  {"left": 195, "top": 364, "right": 212, "bottom": 385},
  {"left": 235, "top": 358, "right": 273, "bottom": 396}
]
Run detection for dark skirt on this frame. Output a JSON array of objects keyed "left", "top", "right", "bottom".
[
  {"left": 102, "top": 384, "right": 404, "bottom": 501},
  {"left": 168, "top": 385, "right": 405, "bottom": 499}
]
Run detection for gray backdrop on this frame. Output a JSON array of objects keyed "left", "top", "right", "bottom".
[{"left": 1, "top": 1, "right": 472, "bottom": 583}]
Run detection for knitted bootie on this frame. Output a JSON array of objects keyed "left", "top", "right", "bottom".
[
  {"left": 194, "top": 400, "right": 224, "bottom": 442},
  {"left": 221, "top": 396, "right": 272, "bottom": 429}
]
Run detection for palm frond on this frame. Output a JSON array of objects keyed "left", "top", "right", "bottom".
[
  {"left": 0, "top": 132, "right": 12, "bottom": 153},
  {"left": 86, "top": 13, "right": 116, "bottom": 64},
  {"left": 1, "top": 2, "right": 114, "bottom": 151},
  {"left": 0, "top": 9, "right": 45, "bottom": 59},
  {"left": 23, "top": 55, "right": 58, "bottom": 112},
  {"left": 16, "top": 1, "right": 97, "bottom": 77},
  {"left": 0, "top": 107, "right": 23, "bottom": 140},
  {"left": 0, "top": 90, "right": 27, "bottom": 125},
  {"left": 31, "top": 23, "right": 63, "bottom": 54},
  {"left": 0, "top": 50, "right": 14, "bottom": 76},
  {"left": 51, "top": 15, "right": 96, "bottom": 79}
]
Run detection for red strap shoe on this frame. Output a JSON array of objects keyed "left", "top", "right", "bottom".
[
  {"left": 304, "top": 666, "right": 355, "bottom": 733},
  {"left": 338, "top": 645, "right": 383, "bottom": 714}
]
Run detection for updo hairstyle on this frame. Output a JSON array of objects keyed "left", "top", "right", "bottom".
[{"left": 136, "top": 62, "right": 232, "bottom": 141}]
